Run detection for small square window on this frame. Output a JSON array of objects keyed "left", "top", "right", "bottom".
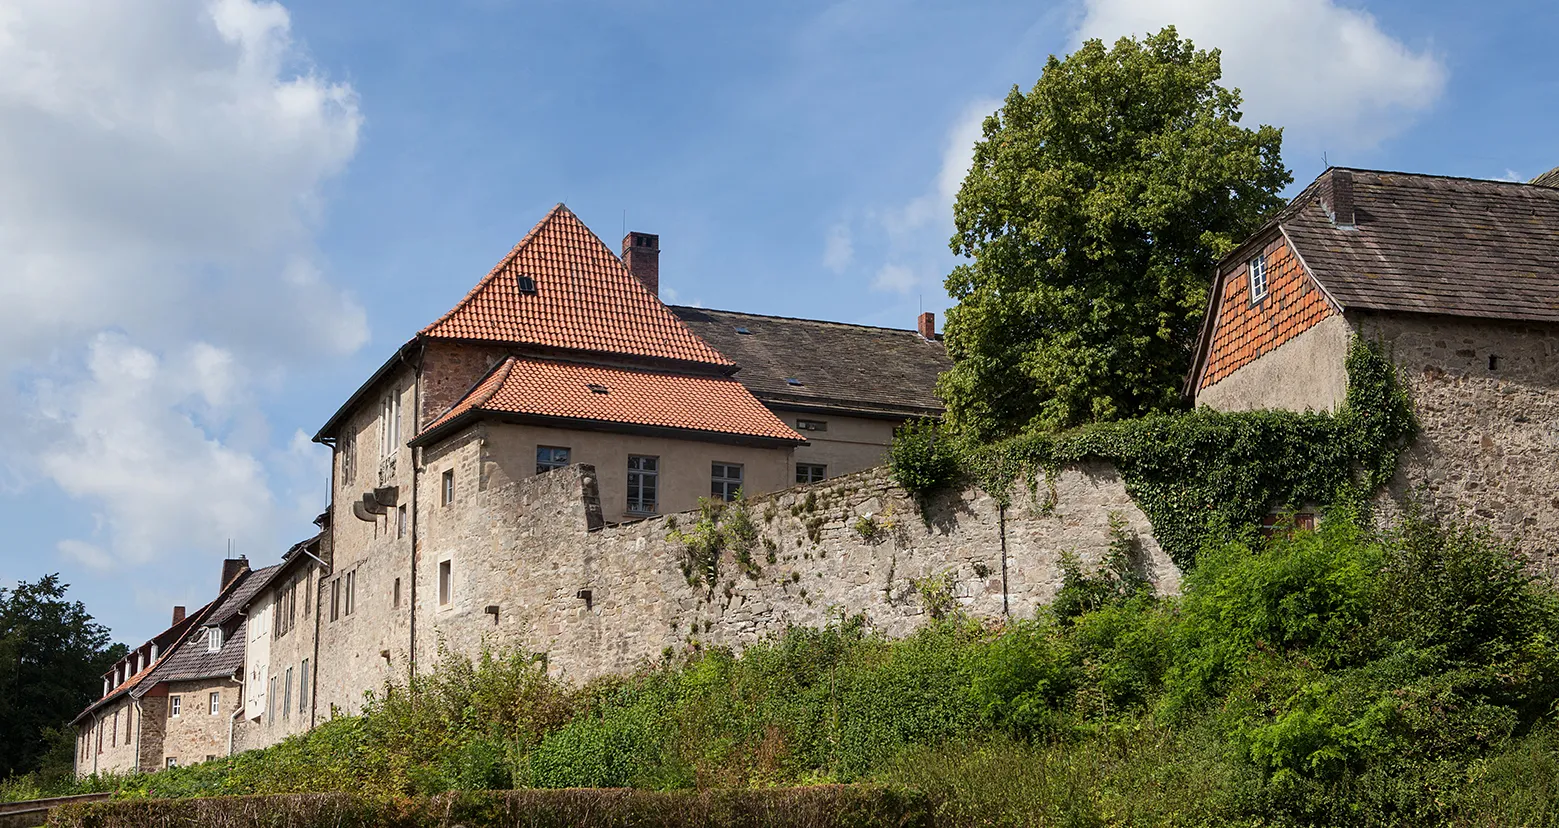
[
  {"left": 711, "top": 463, "right": 744, "bottom": 501},
  {"left": 166, "top": 757, "right": 178, "bottom": 769},
  {"left": 1248, "top": 254, "right": 1269, "bottom": 302},
  {"left": 536, "top": 446, "right": 571, "bottom": 475},
  {"left": 441, "top": 469, "right": 455, "bottom": 505},
  {"left": 796, "top": 463, "right": 827, "bottom": 484}
]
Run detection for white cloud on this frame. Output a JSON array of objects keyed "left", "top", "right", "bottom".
[
  {"left": 873, "top": 263, "right": 918, "bottom": 294},
  {"left": 38, "top": 335, "right": 273, "bottom": 569},
  {"left": 823, "top": 222, "right": 854, "bottom": 274},
  {"left": 0, "top": 0, "right": 362, "bottom": 572},
  {"left": 1074, "top": 0, "right": 1447, "bottom": 152}
]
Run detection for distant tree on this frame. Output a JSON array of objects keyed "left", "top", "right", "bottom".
[
  {"left": 939, "top": 27, "right": 1291, "bottom": 439},
  {"left": 0, "top": 575, "right": 124, "bottom": 779}
]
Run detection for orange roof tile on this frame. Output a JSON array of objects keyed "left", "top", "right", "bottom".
[
  {"left": 420, "top": 205, "right": 734, "bottom": 367},
  {"left": 420, "top": 357, "right": 805, "bottom": 444}
]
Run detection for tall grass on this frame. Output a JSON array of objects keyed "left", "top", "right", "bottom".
[{"left": 28, "top": 513, "right": 1559, "bottom": 826}]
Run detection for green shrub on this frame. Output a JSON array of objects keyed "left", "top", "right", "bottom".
[{"left": 886, "top": 418, "right": 958, "bottom": 497}]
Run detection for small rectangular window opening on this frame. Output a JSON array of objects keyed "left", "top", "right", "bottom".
[
  {"left": 438, "top": 560, "right": 453, "bottom": 606},
  {"left": 170, "top": 695, "right": 181, "bottom": 718},
  {"left": 586, "top": 383, "right": 609, "bottom": 394},
  {"left": 441, "top": 469, "right": 455, "bottom": 505},
  {"left": 396, "top": 504, "right": 407, "bottom": 538},
  {"left": 209, "top": 691, "right": 220, "bottom": 715},
  {"left": 516, "top": 275, "right": 537, "bottom": 294},
  {"left": 796, "top": 419, "right": 827, "bottom": 432},
  {"left": 536, "top": 446, "right": 571, "bottom": 475},
  {"left": 1488, "top": 354, "right": 1500, "bottom": 371},
  {"left": 393, "top": 578, "right": 401, "bottom": 609},
  {"left": 796, "top": 463, "right": 827, "bottom": 484},
  {"left": 1248, "top": 254, "right": 1269, "bottom": 302}
]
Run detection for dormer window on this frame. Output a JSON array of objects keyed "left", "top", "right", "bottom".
[
  {"left": 206, "top": 627, "right": 222, "bottom": 652},
  {"left": 516, "top": 275, "right": 537, "bottom": 294},
  {"left": 1248, "top": 254, "right": 1269, "bottom": 302}
]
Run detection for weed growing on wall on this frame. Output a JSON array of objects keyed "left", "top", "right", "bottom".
[
  {"left": 890, "top": 337, "right": 1417, "bottom": 567},
  {"left": 667, "top": 497, "right": 763, "bottom": 591}
]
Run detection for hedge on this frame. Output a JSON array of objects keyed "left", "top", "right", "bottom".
[{"left": 47, "top": 787, "right": 930, "bottom": 828}]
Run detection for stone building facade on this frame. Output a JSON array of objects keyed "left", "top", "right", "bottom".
[
  {"left": 1188, "top": 167, "right": 1559, "bottom": 576},
  {"left": 240, "top": 534, "right": 327, "bottom": 748}
]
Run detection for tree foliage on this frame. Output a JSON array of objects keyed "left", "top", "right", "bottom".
[
  {"left": 940, "top": 27, "right": 1291, "bottom": 438},
  {"left": 0, "top": 574, "right": 124, "bottom": 779}
]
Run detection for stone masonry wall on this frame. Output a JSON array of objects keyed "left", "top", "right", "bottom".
[
  {"left": 161, "top": 679, "right": 243, "bottom": 768},
  {"left": 417, "top": 459, "right": 1180, "bottom": 683},
  {"left": 1358, "top": 312, "right": 1559, "bottom": 577}
]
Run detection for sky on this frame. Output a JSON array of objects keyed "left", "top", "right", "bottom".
[{"left": 0, "top": 0, "right": 1553, "bottom": 646}]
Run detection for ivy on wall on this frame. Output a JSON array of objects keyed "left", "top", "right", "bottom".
[{"left": 893, "top": 338, "right": 1417, "bottom": 568}]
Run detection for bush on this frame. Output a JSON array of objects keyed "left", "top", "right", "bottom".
[{"left": 886, "top": 419, "right": 957, "bottom": 497}]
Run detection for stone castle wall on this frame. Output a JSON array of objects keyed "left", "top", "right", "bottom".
[
  {"left": 417, "top": 457, "right": 1180, "bottom": 683},
  {"left": 1359, "top": 312, "right": 1559, "bottom": 577},
  {"left": 161, "top": 679, "right": 242, "bottom": 768}
]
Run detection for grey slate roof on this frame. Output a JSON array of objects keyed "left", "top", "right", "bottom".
[
  {"left": 670, "top": 306, "right": 949, "bottom": 417},
  {"left": 134, "top": 564, "right": 279, "bottom": 692},
  {"left": 1278, "top": 168, "right": 1559, "bottom": 322}
]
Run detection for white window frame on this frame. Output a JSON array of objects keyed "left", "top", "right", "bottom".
[
  {"left": 207, "top": 626, "right": 222, "bottom": 652},
  {"left": 166, "top": 757, "right": 178, "bottom": 769},
  {"left": 284, "top": 667, "right": 294, "bottom": 720},
  {"left": 380, "top": 391, "right": 402, "bottom": 460},
  {"left": 300, "top": 659, "right": 310, "bottom": 712},
  {"left": 1248, "top": 254, "right": 1269, "bottom": 302},
  {"left": 169, "top": 695, "right": 181, "bottom": 718},
  {"left": 626, "top": 455, "right": 659, "bottom": 514},
  {"left": 442, "top": 468, "right": 455, "bottom": 505},
  {"left": 711, "top": 462, "right": 743, "bottom": 501},
  {"left": 209, "top": 691, "right": 220, "bottom": 716}
]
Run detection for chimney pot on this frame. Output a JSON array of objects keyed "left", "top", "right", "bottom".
[
  {"left": 917, "top": 311, "right": 936, "bottom": 339},
  {"left": 1328, "top": 170, "right": 1355, "bottom": 228},
  {"left": 172, "top": 605, "right": 186, "bottom": 625},
  {"left": 622, "top": 232, "right": 660, "bottom": 296}
]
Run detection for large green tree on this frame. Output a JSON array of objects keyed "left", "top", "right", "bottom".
[
  {"left": 939, "top": 27, "right": 1290, "bottom": 439},
  {"left": 0, "top": 575, "right": 124, "bottom": 779}
]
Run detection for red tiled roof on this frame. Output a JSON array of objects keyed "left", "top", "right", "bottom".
[
  {"left": 421, "top": 357, "right": 805, "bottom": 443},
  {"left": 420, "top": 205, "right": 734, "bottom": 367}
]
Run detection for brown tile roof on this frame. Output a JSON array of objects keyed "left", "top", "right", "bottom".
[
  {"left": 134, "top": 565, "right": 278, "bottom": 691},
  {"left": 417, "top": 357, "right": 805, "bottom": 445},
  {"left": 420, "top": 204, "right": 734, "bottom": 367},
  {"left": 671, "top": 307, "right": 949, "bottom": 416},
  {"left": 1280, "top": 168, "right": 1559, "bottom": 322}
]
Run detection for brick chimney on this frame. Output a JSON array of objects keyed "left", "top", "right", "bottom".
[
  {"left": 917, "top": 311, "right": 936, "bottom": 340},
  {"left": 622, "top": 232, "right": 659, "bottom": 296},
  {"left": 221, "top": 555, "right": 248, "bottom": 590},
  {"left": 172, "top": 605, "right": 186, "bottom": 625},
  {"left": 1326, "top": 169, "right": 1355, "bottom": 229}
]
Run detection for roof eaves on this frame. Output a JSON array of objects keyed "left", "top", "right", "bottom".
[{"left": 313, "top": 338, "right": 421, "bottom": 443}]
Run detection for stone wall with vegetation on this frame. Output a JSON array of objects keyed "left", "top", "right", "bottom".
[{"left": 419, "top": 458, "right": 1178, "bottom": 683}]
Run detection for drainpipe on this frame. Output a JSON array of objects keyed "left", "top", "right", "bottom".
[
  {"left": 408, "top": 347, "right": 423, "bottom": 680},
  {"left": 227, "top": 674, "right": 244, "bottom": 756},
  {"left": 999, "top": 504, "right": 1010, "bottom": 618},
  {"left": 132, "top": 699, "right": 143, "bottom": 774},
  {"left": 90, "top": 712, "right": 100, "bottom": 776}
]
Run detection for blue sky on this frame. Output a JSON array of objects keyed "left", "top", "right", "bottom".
[{"left": 0, "top": 0, "right": 1553, "bottom": 646}]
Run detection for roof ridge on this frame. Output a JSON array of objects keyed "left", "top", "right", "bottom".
[
  {"left": 418, "top": 203, "right": 571, "bottom": 337},
  {"left": 668, "top": 305, "right": 931, "bottom": 335},
  {"left": 1325, "top": 166, "right": 1559, "bottom": 191}
]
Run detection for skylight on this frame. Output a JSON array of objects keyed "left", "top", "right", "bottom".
[
  {"left": 785, "top": 378, "right": 804, "bottom": 386},
  {"left": 735, "top": 326, "right": 752, "bottom": 335},
  {"left": 586, "top": 383, "right": 609, "bottom": 394}
]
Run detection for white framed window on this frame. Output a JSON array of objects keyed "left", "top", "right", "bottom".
[
  {"left": 283, "top": 667, "right": 294, "bottom": 720},
  {"left": 300, "top": 659, "right": 310, "bottom": 712},
  {"left": 626, "top": 455, "right": 658, "bottom": 513},
  {"left": 207, "top": 626, "right": 222, "bottom": 652},
  {"left": 169, "top": 695, "right": 181, "bottom": 718},
  {"left": 442, "top": 469, "right": 455, "bottom": 505},
  {"left": 344, "top": 570, "right": 356, "bottom": 616},
  {"left": 438, "top": 560, "right": 452, "bottom": 606},
  {"left": 380, "top": 391, "right": 402, "bottom": 460},
  {"left": 208, "top": 691, "right": 220, "bottom": 715},
  {"left": 1248, "top": 254, "right": 1269, "bottom": 302},
  {"left": 166, "top": 757, "right": 178, "bottom": 769},
  {"left": 536, "top": 446, "right": 571, "bottom": 474},
  {"left": 796, "top": 463, "right": 827, "bottom": 484},
  {"left": 711, "top": 463, "right": 743, "bottom": 501},
  {"left": 268, "top": 676, "right": 278, "bottom": 723}
]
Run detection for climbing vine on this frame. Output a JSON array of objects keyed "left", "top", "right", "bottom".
[{"left": 891, "top": 338, "right": 1416, "bottom": 567}]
